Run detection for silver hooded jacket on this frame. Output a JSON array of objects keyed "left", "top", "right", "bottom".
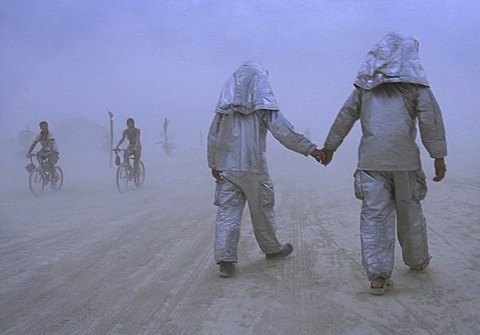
[
  {"left": 208, "top": 62, "right": 316, "bottom": 173},
  {"left": 324, "top": 32, "right": 447, "bottom": 171}
]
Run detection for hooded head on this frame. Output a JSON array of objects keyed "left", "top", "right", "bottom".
[
  {"left": 215, "top": 61, "right": 279, "bottom": 115},
  {"left": 354, "top": 31, "right": 429, "bottom": 90}
]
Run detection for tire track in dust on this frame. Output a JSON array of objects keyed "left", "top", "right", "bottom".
[
  {"left": 4, "top": 208, "right": 168, "bottom": 334},
  {"left": 94, "top": 212, "right": 216, "bottom": 334}
]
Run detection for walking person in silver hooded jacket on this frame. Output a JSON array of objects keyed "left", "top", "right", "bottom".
[
  {"left": 208, "top": 61, "right": 324, "bottom": 277},
  {"left": 320, "top": 32, "right": 447, "bottom": 294}
]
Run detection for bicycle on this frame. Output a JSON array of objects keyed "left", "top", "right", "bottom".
[
  {"left": 113, "top": 149, "right": 145, "bottom": 193},
  {"left": 25, "top": 153, "right": 64, "bottom": 195}
]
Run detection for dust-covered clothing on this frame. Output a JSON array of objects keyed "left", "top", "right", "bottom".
[
  {"left": 355, "top": 170, "right": 430, "bottom": 280},
  {"left": 323, "top": 32, "right": 447, "bottom": 281},
  {"left": 213, "top": 171, "right": 280, "bottom": 262},
  {"left": 324, "top": 83, "right": 447, "bottom": 171},
  {"left": 208, "top": 110, "right": 316, "bottom": 173},
  {"left": 208, "top": 61, "right": 316, "bottom": 264}
]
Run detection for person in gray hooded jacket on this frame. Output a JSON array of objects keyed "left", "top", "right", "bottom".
[
  {"left": 319, "top": 32, "right": 447, "bottom": 294},
  {"left": 208, "top": 61, "right": 324, "bottom": 277}
]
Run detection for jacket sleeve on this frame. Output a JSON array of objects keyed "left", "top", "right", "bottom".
[
  {"left": 415, "top": 87, "right": 448, "bottom": 158},
  {"left": 323, "top": 89, "right": 361, "bottom": 151},
  {"left": 259, "top": 110, "right": 316, "bottom": 156},
  {"left": 207, "top": 113, "right": 222, "bottom": 169}
]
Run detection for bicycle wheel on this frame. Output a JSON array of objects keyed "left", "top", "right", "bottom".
[
  {"left": 134, "top": 161, "right": 145, "bottom": 188},
  {"left": 54, "top": 166, "right": 64, "bottom": 190},
  {"left": 116, "top": 163, "right": 129, "bottom": 193},
  {"left": 29, "top": 168, "right": 45, "bottom": 195}
]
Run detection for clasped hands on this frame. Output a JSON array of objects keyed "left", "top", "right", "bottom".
[
  {"left": 312, "top": 148, "right": 447, "bottom": 182},
  {"left": 310, "top": 148, "right": 333, "bottom": 166}
]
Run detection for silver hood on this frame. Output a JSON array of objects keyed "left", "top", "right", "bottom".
[
  {"left": 215, "top": 61, "right": 279, "bottom": 115},
  {"left": 354, "top": 31, "right": 430, "bottom": 90}
]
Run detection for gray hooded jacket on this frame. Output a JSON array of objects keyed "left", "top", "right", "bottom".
[
  {"left": 324, "top": 32, "right": 447, "bottom": 171},
  {"left": 208, "top": 62, "right": 316, "bottom": 173}
]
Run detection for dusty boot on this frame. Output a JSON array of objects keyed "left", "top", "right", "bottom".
[
  {"left": 265, "top": 243, "right": 293, "bottom": 259},
  {"left": 369, "top": 277, "right": 392, "bottom": 295},
  {"left": 410, "top": 257, "right": 431, "bottom": 271},
  {"left": 218, "top": 262, "right": 236, "bottom": 277}
]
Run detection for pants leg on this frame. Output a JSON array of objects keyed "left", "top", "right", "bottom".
[
  {"left": 214, "top": 177, "right": 246, "bottom": 264},
  {"left": 48, "top": 152, "right": 59, "bottom": 182},
  {"left": 239, "top": 172, "right": 282, "bottom": 254},
  {"left": 357, "top": 171, "right": 396, "bottom": 280},
  {"left": 393, "top": 171, "right": 430, "bottom": 267},
  {"left": 37, "top": 149, "right": 57, "bottom": 175},
  {"left": 219, "top": 171, "right": 282, "bottom": 257}
]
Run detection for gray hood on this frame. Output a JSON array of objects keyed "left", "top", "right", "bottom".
[
  {"left": 354, "top": 31, "right": 429, "bottom": 90},
  {"left": 215, "top": 61, "right": 279, "bottom": 115}
]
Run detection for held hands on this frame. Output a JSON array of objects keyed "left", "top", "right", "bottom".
[
  {"left": 310, "top": 148, "right": 325, "bottom": 163},
  {"left": 319, "top": 148, "right": 334, "bottom": 166},
  {"left": 433, "top": 158, "right": 447, "bottom": 182}
]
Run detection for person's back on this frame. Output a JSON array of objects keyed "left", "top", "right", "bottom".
[
  {"left": 208, "top": 61, "right": 323, "bottom": 277},
  {"left": 343, "top": 83, "right": 445, "bottom": 171},
  {"left": 320, "top": 32, "right": 447, "bottom": 295},
  {"left": 208, "top": 62, "right": 317, "bottom": 174}
]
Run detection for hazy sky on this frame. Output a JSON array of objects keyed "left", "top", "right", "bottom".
[{"left": 1, "top": 0, "right": 479, "bottom": 154}]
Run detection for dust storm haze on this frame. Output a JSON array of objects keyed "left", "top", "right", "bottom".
[
  {"left": 1, "top": 1, "right": 479, "bottom": 168},
  {"left": 1, "top": 1, "right": 479, "bottom": 334}
]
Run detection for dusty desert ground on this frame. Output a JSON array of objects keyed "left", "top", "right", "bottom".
[{"left": 0, "top": 143, "right": 479, "bottom": 335}]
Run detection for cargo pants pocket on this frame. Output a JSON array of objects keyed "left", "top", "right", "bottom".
[
  {"left": 411, "top": 170, "right": 427, "bottom": 201},
  {"left": 353, "top": 170, "right": 365, "bottom": 200}
]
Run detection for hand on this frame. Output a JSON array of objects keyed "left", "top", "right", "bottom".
[
  {"left": 433, "top": 158, "right": 446, "bottom": 182},
  {"left": 211, "top": 169, "right": 223, "bottom": 181},
  {"left": 310, "top": 148, "right": 325, "bottom": 163},
  {"left": 319, "top": 148, "right": 334, "bottom": 166}
]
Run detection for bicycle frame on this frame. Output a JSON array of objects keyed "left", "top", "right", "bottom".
[
  {"left": 112, "top": 149, "right": 145, "bottom": 193},
  {"left": 26, "top": 152, "right": 63, "bottom": 195}
]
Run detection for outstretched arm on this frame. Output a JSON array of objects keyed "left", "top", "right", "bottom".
[
  {"left": 321, "top": 89, "right": 362, "bottom": 166},
  {"left": 260, "top": 110, "right": 318, "bottom": 158},
  {"left": 115, "top": 130, "right": 127, "bottom": 149},
  {"left": 26, "top": 140, "right": 37, "bottom": 157}
]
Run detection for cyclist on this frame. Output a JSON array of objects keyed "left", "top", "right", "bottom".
[
  {"left": 115, "top": 118, "right": 142, "bottom": 179},
  {"left": 26, "top": 121, "right": 60, "bottom": 188}
]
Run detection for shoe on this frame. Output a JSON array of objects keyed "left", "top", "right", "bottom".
[
  {"left": 218, "top": 262, "right": 235, "bottom": 277},
  {"left": 410, "top": 263, "right": 429, "bottom": 271},
  {"left": 369, "top": 277, "right": 392, "bottom": 295},
  {"left": 410, "top": 257, "right": 431, "bottom": 271},
  {"left": 265, "top": 243, "right": 293, "bottom": 259}
]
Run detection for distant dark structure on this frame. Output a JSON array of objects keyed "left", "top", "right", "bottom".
[{"left": 155, "top": 117, "right": 176, "bottom": 156}]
